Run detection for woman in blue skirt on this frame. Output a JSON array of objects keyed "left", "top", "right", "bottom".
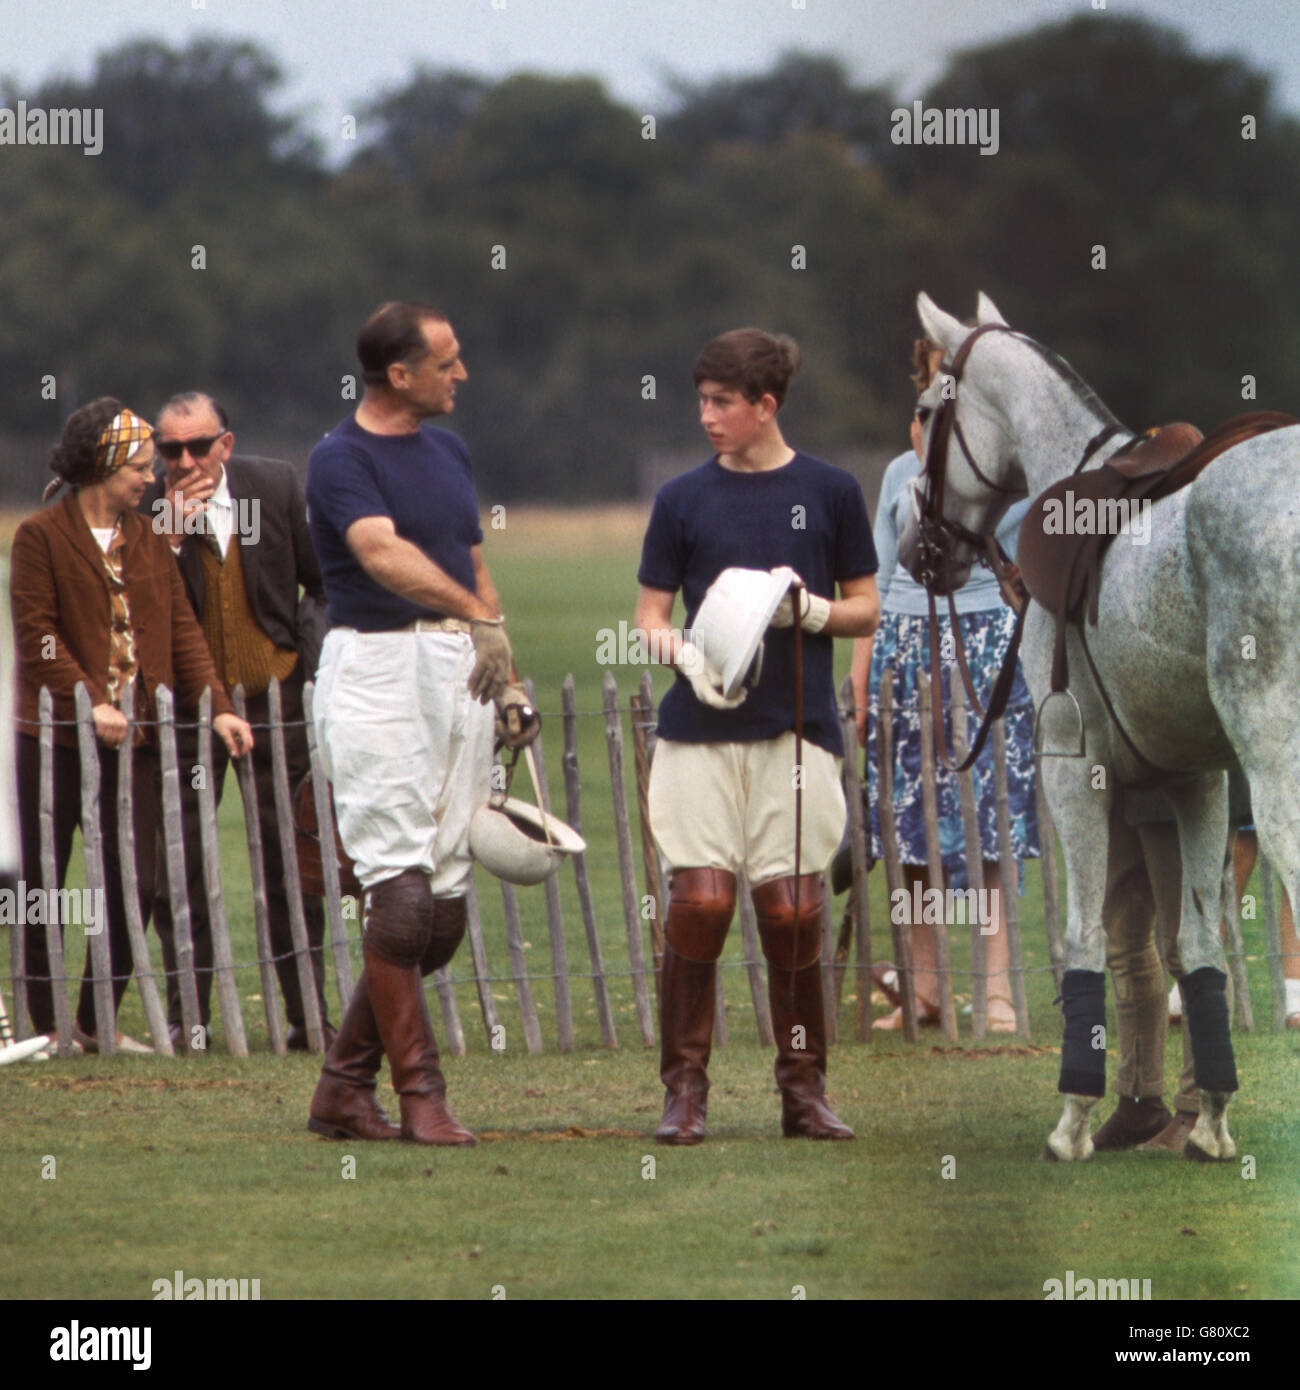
[{"left": 851, "top": 337, "right": 1039, "bottom": 1030}]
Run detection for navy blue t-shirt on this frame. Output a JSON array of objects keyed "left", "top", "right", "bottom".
[
  {"left": 306, "top": 416, "right": 484, "bottom": 631},
  {"left": 637, "top": 452, "right": 877, "bottom": 757}
]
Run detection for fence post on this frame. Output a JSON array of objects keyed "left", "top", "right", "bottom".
[
  {"left": 562, "top": 677, "right": 617, "bottom": 1048},
  {"left": 1259, "top": 860, "right": 1286, "bottom": 1031},
  {"left": 500, "top": 881, "right": 544, "bottom": 1054},
  {"left": 603, "top": 672, "right": 654, "bottom": 1047},
  {"left": 232, "top": 686, "right": 287, "bottom": 1055},
  {"left": 155, "top": 685, "right": 203, "bottom": 1052},
  {"left": 1220, "top": 850, "right": 1254, "bottom": 1033},
  {"left": 630, "top": 683, "right": 663, "bottom": 1004},
  {"left": 950, "top": 679, "right": 987, "bottom": 1038},
  {"left": 837, "top": 675, "right": 872, "bottom": 1042},
  {"left": 268, "top": 678, "right": 326, "bottom": 1053},
  {"left": 464, "top": 875, "right": 502, "bottom": 1046},
  {"left": 917, "top": 669, "right": 958, "bottom": 1041},
  {"left": 195, "top": 689, "right": 248, "bottom": 1056},
  {"left": 524, "top": 676, "right": 574, "bottom": 1052},
  {"left": 38, "top": 688, "right": 75, "bottom": 1055},
  {"left": 73, "top": 683, "right": 116, "bottom": 1053},
  {"left": 301, "top": 680, "right": 355, "bottom": 1012},
  {"left": 877, "top": 669, "right": 919, "bottom": 1042},
  {"left": 993, "top": 722, "right": 1030, "bottom": 1038},
  {"left": 113, "top": 679, "right": 172, "bottom": 1055}
]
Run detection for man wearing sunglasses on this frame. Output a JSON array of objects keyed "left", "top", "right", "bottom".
[{"left": 143, "top": 392, "right": 331, "bottom": 1053}]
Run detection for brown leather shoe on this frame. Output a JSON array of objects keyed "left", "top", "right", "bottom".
[
  {"left": 307, "top": 973, "right": 400, "bottom": 1142},
  {"left": 365, "top": 946, "right": 475, "bottom": 1146},
  {"left": 1092, "top": 1096, "right": 1173, "bottom": 1151},
  {"left": 655, "top": 943, "right": 717, "bottom": 1145},
  {"left": 1136, "top": 1109, "right": 1199, "bottom": 1154}
]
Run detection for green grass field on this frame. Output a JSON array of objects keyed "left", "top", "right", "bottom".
[{"left": 3, "top": 507, "right": 1299, "bottom": 1302}]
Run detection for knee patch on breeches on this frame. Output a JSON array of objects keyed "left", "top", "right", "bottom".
[
  {"left": 753, "top": 874, "right": 825, "bottom": 971},
  {"left": 420, "top": 896, "right": 468, "bottom": 977},
  {"left": 363, "top": 868, "right": 435, "bottom": 967},
  {"left": 664, "top": 867, "right": 737, "bottom": 963}
]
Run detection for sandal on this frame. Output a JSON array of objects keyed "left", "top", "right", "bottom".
[{"left": 872, "top": 1000, "right": 940, "bottom": 1031}]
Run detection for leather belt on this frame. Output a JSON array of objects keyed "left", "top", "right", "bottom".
[{"left": 407, "top": 617, "right": 473, "bottom": 634}]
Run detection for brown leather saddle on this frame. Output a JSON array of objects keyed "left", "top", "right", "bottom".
[
  {"left": 1019, "top": 412, "right": 1297, "bottom": 639},
  {"left": 1014, "top": 410, "right": 1296, "bottom": 767}
]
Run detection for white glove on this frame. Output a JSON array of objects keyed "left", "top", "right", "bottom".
[
  {"left": 468, "top": 618, "right": 513, "bottom": 704},
  {"left": 676, "top": 641, "right": 746, "bottom": 711},
  {"left": 770, "top": 571, "right": 831, "bottom": 634}
]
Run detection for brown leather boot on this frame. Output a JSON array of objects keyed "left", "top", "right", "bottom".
[
  {"left": 1092, "top": 1095, "right": 1173, "bottom": 1151},
  {"left": 756, "top": 875, "right": 854, "bottom": 1141},
  {"left": 307, "top": 972, "right": 401, "bottom": 1141},
  {"left": 655, "top": 944, "right": 716, "bottom": 1145},
  {"left": 364, "top": 944, "right": 475, "bottom": 1146}
]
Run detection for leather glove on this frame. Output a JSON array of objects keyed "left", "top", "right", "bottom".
[
  {"left": 770, "top": 571, "right": 831, "bottom": 634},
  {"left": 468, "top": 618, "right": 513, "bottom": 704},
  {"left": 494, "top": 681, "right": 541, "bottom": 749},
  {"left": 676, "top": 641, "right": 746, "bottom": 711}
]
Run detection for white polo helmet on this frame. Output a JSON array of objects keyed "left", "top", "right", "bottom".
[
  {"left": 469, "top": 797, "right": 587, "bottom": 885},
  {"left": 689, "top": 565, "right": 796, "bottom": 699}
]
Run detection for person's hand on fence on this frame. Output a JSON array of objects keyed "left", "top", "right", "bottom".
[
  {"left": 676, "top": 641, "right": 746, "bottom": 710},
  {"left": 468, "top": 618, "right": 513, "bottom": 704},
  {"left": 92, "top": 703, "right": 130, "bottom": 748},
  {"left": 494, "top": 682, "right": 541, "bottom": 749},
  {"left": 213, "top": 712, "right": 255, "bottom": 758},
  {"left": 770, "top": 571, "right": 831, "bottom": 633}
]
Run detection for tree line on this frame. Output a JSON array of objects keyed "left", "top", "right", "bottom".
[{"left": 1, "top": 13, "right": 1298, "bottom": 504}]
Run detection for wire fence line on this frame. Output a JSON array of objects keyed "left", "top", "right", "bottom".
[{"left": 3, "top": 665, "right": 1288, "bottom": 1058}]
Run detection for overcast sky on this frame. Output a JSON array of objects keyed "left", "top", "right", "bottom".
[{"left": 5, "top": 0, "right": 1300, "bottom": 146}]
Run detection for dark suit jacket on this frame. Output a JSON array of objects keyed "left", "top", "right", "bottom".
[
  {"left": 142, "top": 455, "right": 327, "bottom": 677},
  {"left": 9, "top": 494, "right": 234, "bottom": 748}
]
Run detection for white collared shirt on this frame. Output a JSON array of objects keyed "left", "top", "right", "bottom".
[{"left": 203, "top": 468, "right": 234, "bottom": 559}]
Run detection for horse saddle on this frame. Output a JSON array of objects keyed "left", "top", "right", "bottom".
[{"left": 1017, "top": 411, "right": 1297, "bottom": 694}]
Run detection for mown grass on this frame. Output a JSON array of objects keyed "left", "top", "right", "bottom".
[{"left": 4, "top": 508, "right": 1299, "bottom": 1300}]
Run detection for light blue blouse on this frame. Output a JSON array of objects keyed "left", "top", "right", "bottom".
[{"left": 874, "top": 451, "right": 1029, "bottom": 616}]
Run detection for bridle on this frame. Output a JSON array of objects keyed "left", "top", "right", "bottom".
[{"left": 914, "top": 324, "right": 1126, "bottom": 771}]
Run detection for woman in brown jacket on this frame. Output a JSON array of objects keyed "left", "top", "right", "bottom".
[{"left": 10, "top": 398, "right": 253, "bottom": 1053}]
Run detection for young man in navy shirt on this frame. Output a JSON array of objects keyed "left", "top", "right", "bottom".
[
  {"left": 304, "top": 301, "right": 536, "bottom": 1146},
  {"left": 636, "top": 329, "right": 880, "bottom": 1143}
]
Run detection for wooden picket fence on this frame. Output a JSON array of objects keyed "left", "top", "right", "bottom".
[{"left": 3, "top": 665, "right": 1288, "bottom": 1058}]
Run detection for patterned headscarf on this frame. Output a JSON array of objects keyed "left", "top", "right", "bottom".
[
  {"left": 92, "top": 408, "right": 154, "bottom": 482},
  {"left": 43, "top": 407, "right": 154, "bottom": 502}
]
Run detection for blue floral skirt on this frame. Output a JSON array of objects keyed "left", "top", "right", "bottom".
[{"left": 865, "top": 608, "right": 1040, "bottom": 890}]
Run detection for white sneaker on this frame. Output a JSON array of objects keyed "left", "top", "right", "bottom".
[{"left": 72, "top": 1024, "right": 154, "bottom": 1055}]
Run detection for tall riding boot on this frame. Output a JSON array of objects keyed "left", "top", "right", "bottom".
[
  {"left": 307, "top": 971, "right": 401, "bottom": 1141},
  {"left": 364, "top": 945, "right": 475, "bottom": 1146},
  {"left": 755, "top": 874, "right": 853, "bottom": 1140},
  {"left": 655, "top": 943, "right": 717, "bottom": 1145},
  {"left": 768, "top": 959, "right": 854, "bottom": 1139}
]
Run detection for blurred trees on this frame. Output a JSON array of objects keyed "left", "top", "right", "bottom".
[{"left": 2, "top": 14, "right": 1298, "bottom": 502}]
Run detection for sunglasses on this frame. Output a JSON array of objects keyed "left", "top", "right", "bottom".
[{"left": 156, "top": 433, "right": 227, "bottom": 462}]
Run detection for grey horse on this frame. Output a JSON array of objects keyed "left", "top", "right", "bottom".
[{"left": 897, "top": 291, "right": 1295, "bottom": 1161}]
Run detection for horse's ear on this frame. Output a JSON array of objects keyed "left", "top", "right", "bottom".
[
  {"left": 917, "top": 292, "right": 968, "bottom": 355},
  {"left": 976, "top": 291, "right": 1008, "bottom": 327}
]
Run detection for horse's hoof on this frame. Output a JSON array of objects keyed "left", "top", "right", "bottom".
[
  {"left": 1041, "top": 1144, "right": 1060, "bottom": 1162},
  {"left": 1184, "top": 1138, "right": 1233, "bottom": 1163}
]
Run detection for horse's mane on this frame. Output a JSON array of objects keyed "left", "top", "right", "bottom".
[{"left": 1011, "top": 332, "right": 1124, "bottom": 433}]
